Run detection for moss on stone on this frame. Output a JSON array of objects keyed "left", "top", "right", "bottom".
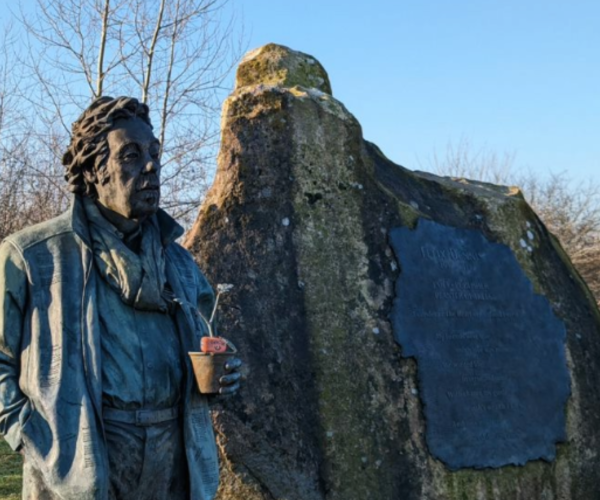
[{"left": 236, "top": 44, "right": 332, "bottom": 95}]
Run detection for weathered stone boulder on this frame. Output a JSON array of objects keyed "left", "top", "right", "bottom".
[{"left": 185, "top": 44, "right": 600, "bottom": 500}]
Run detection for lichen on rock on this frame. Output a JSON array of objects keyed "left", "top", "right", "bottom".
[{"left": 236, "top": 43, "right": 332, "bottom": 95}]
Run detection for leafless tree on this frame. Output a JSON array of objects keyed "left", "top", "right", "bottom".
[
  {"left": 11, "top": 0, "right": 242, "bottom": 226},
  {"left": 0, "top": 25, "right": 69, "bottom": 240},
  {"left": 426, "top": 138, "right": 517, "bottom": 185},
  {"left": 522, "top": 173, "right": 600, "bottom": 301},
  {"left": 428, "top": 138, "right": 600, "bottom": 303}
]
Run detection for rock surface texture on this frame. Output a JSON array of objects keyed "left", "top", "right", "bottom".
[{"left": 185, "top": 44, "right": 600, "bottom": 500}]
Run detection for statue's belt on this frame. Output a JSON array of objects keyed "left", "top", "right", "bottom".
[{"left": 102, "top": 405, "right": 180, "bottom": 426}]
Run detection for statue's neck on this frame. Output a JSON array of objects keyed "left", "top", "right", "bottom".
[{"left": 95, "top": 202, "right": 145, "bottom": 236}]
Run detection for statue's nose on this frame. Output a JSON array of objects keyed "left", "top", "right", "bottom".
[{"left": 144, "top": 159, "right": 158, "bottom": 173}]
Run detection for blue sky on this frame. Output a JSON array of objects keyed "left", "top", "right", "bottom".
[
  {"left": 237, "top": 1, "right": 600, "bottom": 183},
  {"left": 1, "top": 1, "right": 598, "bottom": 184}
]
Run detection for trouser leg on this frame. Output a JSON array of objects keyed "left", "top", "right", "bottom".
[
  {"left": 105, "top": 420, "right": 145, "bottom": 500},
  {"left": 105, "top": 418, "right": 188, "bottom": 500}
]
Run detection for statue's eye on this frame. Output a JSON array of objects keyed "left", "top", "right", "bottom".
[
  {"left": 123, "top": 151, "right": 139, "bottom": 162},
  {"left": 150, "top": 149, "right": 160, "bottom": 160}
]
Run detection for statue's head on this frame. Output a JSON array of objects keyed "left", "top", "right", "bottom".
[{"left": 63, "top": 96, "right": 161, "bottom": 221}]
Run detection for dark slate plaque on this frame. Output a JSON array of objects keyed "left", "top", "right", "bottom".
[{"left": 389, "top": 219, "right": 570, "bottom": 470}]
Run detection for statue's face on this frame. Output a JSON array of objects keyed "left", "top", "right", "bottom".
[{"left": 94, "top": 117, "right": 161, "bottom": 220}]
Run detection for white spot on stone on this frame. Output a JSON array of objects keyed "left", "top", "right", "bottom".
[
  {"left": 410, "top": 201, "right": 419, "bottom": 210},
  {"left": 282, "top": 217, "right": 290, "bottom": 226},
  {"left": 380, "top": 227, "right": 387, "bottom": 235},
  {"left": 475, "top": 214, "right": 483, "bottom": 220},
  {"left": 326, "top": 431, "right": 334, "bottom": 438},
  {"left": 224, "top": 217, "right": 229, "bottom": 223},
  {"left": 240, "top": 46, "right": 263, "bottom": 64},
  {"left": 297, "top": 281, "right": 305, "bottom": 289},
  {"left": 304, "top": 88, "right": 353, "bottom": 120},
  {"left": 306, "top": 87, "right": 326, "bottom": 98},
  {"left": 527, "top": 245, "right": 533, "bottom": 253},
  {"left": 519, "top": 239, "right": 527, "bottom": 248},
  {"left": 375, "top": 460, "right": 382, "bottom": 468},
  {"left": 391, "top": 261, "right": 398, "bottom": 271},
  {"left": 411, "top": 388, "right": 418, "bottom": 396},
  {"left": 526, "top": 221, "right": 532, "bottom": 228},
  {"left": 527, "top": 230, "right": 534, "bottom": 240},
  {"left": 372, "top": 327, "right": 380, "bottom": 335},
  {"left": 361, "top": 457, "right": 368, "bottom": 463},
  {"left": 576, "top": 333, "right": 582, "bottom": 340}
]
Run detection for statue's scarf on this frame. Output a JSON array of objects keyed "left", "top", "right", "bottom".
[{"left": 83, "top": 197, "right": 168, "bottom": 312}]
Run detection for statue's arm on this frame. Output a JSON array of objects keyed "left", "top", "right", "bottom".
[{"left": 0, "top": 241, "right": 29, "bottom": 451}]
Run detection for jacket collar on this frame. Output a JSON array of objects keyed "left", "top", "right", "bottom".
[{"left": 69, "top": 195, "right": 184, "bottom": 249}]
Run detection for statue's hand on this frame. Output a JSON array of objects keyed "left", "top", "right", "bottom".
[{"left": 218, "top": 357, "right": 242, "bottom": 396}]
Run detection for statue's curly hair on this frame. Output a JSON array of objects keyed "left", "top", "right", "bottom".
[{"left": 62, "top": 96, "right": 153, "bottom": 199}]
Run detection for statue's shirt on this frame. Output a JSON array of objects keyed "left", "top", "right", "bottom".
[
  {"left": 81, "top": 198, "right": 184, "bottom": 409},
  {"left": 97, "top": 275, "right": 183, "bottom": 410}
]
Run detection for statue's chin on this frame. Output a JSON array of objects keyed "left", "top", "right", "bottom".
[
  {"left": 132, "top": 190, "right": 160, "bottom": 217},
  {"left": 131, "top": 205, "right": 159, "bottom": 220}
]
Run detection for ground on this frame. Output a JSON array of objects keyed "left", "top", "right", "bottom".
[{"left": 0, "top": 440, "right": 21, "bottom": 499}]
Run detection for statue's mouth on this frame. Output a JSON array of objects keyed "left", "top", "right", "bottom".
[
  {"left": 137, "top": 174, "right": 160, "bottom": 193},
  {"left": 138, "top": 187, "right": 160, "bottom": 203}
]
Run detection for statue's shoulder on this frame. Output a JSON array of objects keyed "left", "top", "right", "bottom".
[
  {"left": 165, "top": 241, "right": 212, "bottom": 287},
  {"left": 166, "top": 241, "right": 197, "bottom": 270},
  {"left": 3, "top": 210, "right": 75, "bottom": 253}
]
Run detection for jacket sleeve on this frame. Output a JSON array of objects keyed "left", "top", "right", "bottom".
[{"left": 0, "top": 241, "right": 29, "bottom": 451}]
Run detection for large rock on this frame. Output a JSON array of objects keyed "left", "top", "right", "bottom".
[{"left": 185, "top": 44, "right": 600, "bottom": 500}]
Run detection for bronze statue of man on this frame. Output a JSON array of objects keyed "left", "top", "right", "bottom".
[{"left": 0, "top": 96, "right": 240, "bottom": 499}]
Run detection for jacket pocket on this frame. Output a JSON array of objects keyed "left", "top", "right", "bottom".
[{"left": 20, "top": 401, "right": 52, "bottom": 459}]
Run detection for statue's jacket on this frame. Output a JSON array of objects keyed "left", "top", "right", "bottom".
[{"left": 0, "top": 197, "right": 219, "bottom": 499}]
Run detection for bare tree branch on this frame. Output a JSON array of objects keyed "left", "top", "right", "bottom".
[
  {"left": 142, "top": 0, "right": 166, "bottom": 103},
  {"left": 96, "top": 0, "right": 111, "bottom": 96}
]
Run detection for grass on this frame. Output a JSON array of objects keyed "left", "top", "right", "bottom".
[{"left": 0, "top": 440, "right": 22, "bottom": 499}]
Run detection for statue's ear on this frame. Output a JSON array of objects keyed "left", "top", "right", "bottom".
[
  {"left": 97, "top": 167, "right": 110, "bottom": 186},
  {"left": 91, "top": 150, "right": 111, "bottom": 186},
  {"left": 62, "top": 150, "right": 73, "bottom": 167},
  {"left": 83, "top": 166, "right": 98, "bottom": 186}
]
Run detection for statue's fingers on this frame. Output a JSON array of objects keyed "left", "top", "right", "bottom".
[
  {"left": 224, "top": 357, "right": 242, "bottom": 372},
  {"left": 219, "top": 381, "right": 240, "bottom": 395},
  {"left": 219, "top": 372, "right": 241, "bottom": 385}
]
